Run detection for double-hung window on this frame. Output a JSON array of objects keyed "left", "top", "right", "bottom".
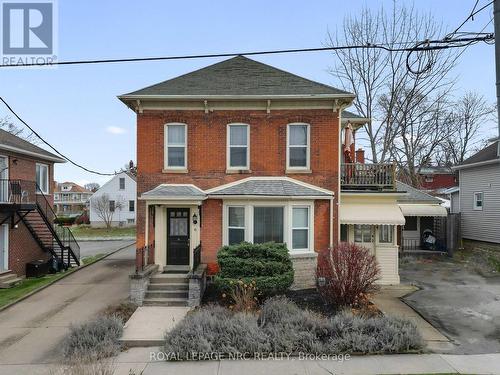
[
  {"left": 227, "top": 124, "right": 249, "bottom": 170},
  {"left": 473, "top": 192, "right": 484, "bottom": 210},
  {"left": 109, "top": 200, "right": 115, "bottom": 212},
  {"left": 228, "top": 206, "right": 245, "bottom": 245},
  {"left": 287, "top": 123, "right": 310, "bottom": 170},
  {"left": 292, "top": 207, "right": 309, "bottom": 251},
  {"left": 165, "top": 123, "right": 187, "bottom": 169},
  {"left": 119, "top": 177, "right": 125, "bottom": 190},
  {"left": 129, "top": 200, "right": 135, "bottom": 212},
  {"left": 36, "top": 163, "right": 49, "bottom": 194},
  {"left": 378, "top": 225, "right": 394, "bottom": 244}
]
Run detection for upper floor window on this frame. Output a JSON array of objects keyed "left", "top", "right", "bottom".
[
  {"left": 287, "top": 123, "right": 310, "bottom": 170},
  {"left": 473, "top": 192, "right": 484, "bottom": 210},
  {"left": 227, "top": 124, "right": 249, "bottom": 170},
  {"left": 36, "top": 163, "right": 49, "bottom": 194},
  {"left": 119, "top": 177, "right": 125, "bottom": 190},
  {"left": 164, "top": 123, "right": 187, "bottom": 170}
]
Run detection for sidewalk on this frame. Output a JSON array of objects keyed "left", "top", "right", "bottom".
[{"left": 110, "top": 348, "right": 500, "bottom": 375}]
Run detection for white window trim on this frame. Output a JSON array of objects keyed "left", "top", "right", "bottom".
[
  {"left": 376, "top": 224, "right": 396, "bottom": 246},
  {"left": 36, "top": 163, "right": 49, "bottom": 195},
  {"left": 286, "top": 123, "right": 310, "bottom": 171},
  {"left": 222, "top": 200, "right": 314, "bottom": 253},
  {"left": 226, "top": 123, "right": 250, "bottom": 171},
  {"left": 473, "top": 191, "right": 484, "bottom": 211},
  {"left": 291, "top": 205, "right": 311, "bottom": 252},
  {"left": 164, "top": 123, "right": 188, "bottom": 170},
  {"left": 119, "top": 177, "right": 126, "bottom": 190},
  {"left": 227, "top": 205, "right": 246, "bottom": 245}
]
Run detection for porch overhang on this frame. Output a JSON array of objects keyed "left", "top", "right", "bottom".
[
  {"left": 340, "top": 202, "right": 405, "bottom": 225},
  {"left": 399, "top": 204, "right": 448, "bottom": 217},
  {"left": 139, "top": 184, "right": 207, "bottom": 204}
]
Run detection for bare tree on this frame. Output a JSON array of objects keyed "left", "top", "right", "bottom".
[
  {"left": 438, "top": 92, "right": 495, "bottom": 165},
  {"left": 84, "top": 182, "right": 100, "bottom": 192},
  {"left": 91, "top": 193, "right": 124, "bottom": 229},
  {"left": 0, "top": 117, "right": 39, "bottom": 144},
  {"left": 328, "top": 1, "right": 458, "bottom": 164}
]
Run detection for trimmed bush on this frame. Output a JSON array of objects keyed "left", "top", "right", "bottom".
[
  {"left": 317, "top": 242, "right": 380, "bottom": 307},
  {"left": 215, "top": 242, "right": 294, "bottom": 296},
  {"left": 163, "top": 298, "right": 423, "bottom": 360},
  {"left": 61, "top": 316, "right": 123, "bottom": 362},
  {"left": 55, "top": 216, "right": 77, "bottom": 226}
]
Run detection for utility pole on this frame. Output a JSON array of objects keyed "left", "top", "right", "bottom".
[{"left": 494, "top": 0, "right": 500, "bottom": 155}]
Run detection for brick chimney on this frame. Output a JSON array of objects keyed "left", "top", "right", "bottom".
[{"left": 355, "top": 148, "right": 365, "bottom": 164}]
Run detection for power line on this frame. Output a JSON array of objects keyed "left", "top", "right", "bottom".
[
  {"left": 0, "top": 97, "right": 116, "bottom": 176},
  {"left": 0, "top": 36, "right": 494, "bottom": 68}
]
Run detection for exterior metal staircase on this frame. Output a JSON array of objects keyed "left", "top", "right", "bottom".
[{"left": 0, "top": 179, "right": 80, "bottom": 269}]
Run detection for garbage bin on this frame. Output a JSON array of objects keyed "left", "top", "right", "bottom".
[{"left": 26, "top": 260, "right": 49, "bottom": 278}]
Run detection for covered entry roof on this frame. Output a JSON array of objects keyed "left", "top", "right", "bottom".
[
  {"left": 140, "top": 184, "right": 206, "bottom": 200},
  {"left": 399, "top": 204, "right": 447, "bottom": 217},
  {"left": 340, "top": 202, "right": 405, "bottom": 225}
]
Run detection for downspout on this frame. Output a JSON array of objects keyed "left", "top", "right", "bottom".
[{"left": 336, "top": 102, "right": 349, "bottom": 247}]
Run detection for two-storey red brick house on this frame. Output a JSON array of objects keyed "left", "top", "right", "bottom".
[
  {"left": 120, "top": 56, "right": 405, "bottom": 306},
  {"left": 0, "top": 129, "right": 80, "bottom": 287}
]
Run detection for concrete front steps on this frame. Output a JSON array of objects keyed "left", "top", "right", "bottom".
[
  {"left": 0, "top": 270, "right": 22, "bottom": 288},
  {"left": 143, "top": 273, "right": 189, "bottom": 306}
]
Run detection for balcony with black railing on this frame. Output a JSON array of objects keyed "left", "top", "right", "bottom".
[{"left": 340, "top": 162, "right": 396, "bottom": 191}]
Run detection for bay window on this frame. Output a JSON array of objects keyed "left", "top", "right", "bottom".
[
  {"left": 224, "top": 202, "right": 313, "bottom": 252},
  {"left": 165, "top": 123, "right": 187, "bottom": 169},
  {"left": 227, "top": 124, "right": 249, "bottom": 170},
  {"left": 287, "top": 123, "right": 310, "bottom": 169}
]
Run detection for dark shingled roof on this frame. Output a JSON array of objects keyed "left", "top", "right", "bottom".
[
  {"left": 460, "top": 141, "right": 499, "bottom": 166},
  {"left": 0, "top": 129, "right": 64, "bottom": 162},
  {"left": 343, "top": 110, "right": 365, "bottom": 119},
  {"left": 122, "top": 56, "right": 353, "bottom": 97},
  {"left": 141, "top": 184, "right": 206, "bottom": 199},
  {"left": 396, "top": 181, "right": 441, "bottom": 204},
  {"left": 208, "top": 178, "right": 332, "bottom": 197}
]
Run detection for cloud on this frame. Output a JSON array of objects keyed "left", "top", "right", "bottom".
[{"left": 106, "top": 126, "right": 127, "bottom": 135}]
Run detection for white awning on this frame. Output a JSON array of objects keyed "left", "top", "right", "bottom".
[
  {"left": 399, "top": 204, "right": 448, "bottom": 217},
  {"left": 340, "top": 203, "right": 405, "bottom": 225}
]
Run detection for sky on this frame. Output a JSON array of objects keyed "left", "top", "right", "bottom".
[{"left": 0, "top": 0, "right": 496, "bottom": 187}]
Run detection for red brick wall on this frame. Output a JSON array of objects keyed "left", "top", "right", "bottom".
[
  {"left": 136, "top": 109, "right": 340, "bottom": 270},
  {"left": 419, "top": 174, "right": 457, "bottom": 190},
  {"left": 1, "top": 151, "right": 55, "bottom": 275},
  {"left": 200, "top": 199, "right": 222, "bottom": 274}
]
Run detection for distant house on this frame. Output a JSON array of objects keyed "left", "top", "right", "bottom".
[
  {"left": 54, "top": 182, "right": 93, "bottom": 217},
  {"left": 0, "top": 129, "right": 80, "bottom": 284},
  {"left": 417, "top": 166, "right": 457, "bottom": 191},
  {"left": 89, "top": 171, "right": 136, "bottom": 227},
  {"left": 453, "top": 141, "right": 500, "bottom": 247}
]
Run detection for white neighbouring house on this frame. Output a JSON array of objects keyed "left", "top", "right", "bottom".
[{"left": 90, "top": 171, "right": 137, "bottom": 227}]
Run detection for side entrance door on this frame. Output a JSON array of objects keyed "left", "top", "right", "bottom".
[
  {"left": 166, "top": 208, "right": 190, "bottom": 265},
  {"left": 353, "top": 224, "right": 375, "bottom": 254}
]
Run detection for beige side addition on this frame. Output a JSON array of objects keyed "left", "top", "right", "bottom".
[{"left": 340, "top": 193, "right": 405, "bottom": 285}]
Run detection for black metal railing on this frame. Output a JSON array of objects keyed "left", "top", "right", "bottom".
[
  {"left": 0, "top": 178, "right": 80, "bottom": 265},
  {"left": 136, "top": 241, "right": 155, "bottom": 272},
  {"left": 193, "top": 243, "right": 201, "bottom": 271},
  {"left": 341, "top": 163, "right": 396, "bottom": 190}
]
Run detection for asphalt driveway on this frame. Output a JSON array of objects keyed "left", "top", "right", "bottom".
[
  {"left": 400, "top": 257, "right": 500, "bottom": 354},
  {"left": 79, "top": 239, "right": 135, "bottom": 258},
  {"left": 0, "top": 243, "right": 135, "bottom": 366}
]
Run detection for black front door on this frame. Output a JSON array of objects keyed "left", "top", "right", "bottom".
[{"left": 167, "top": 208, "right": 190, "bottom": 265}]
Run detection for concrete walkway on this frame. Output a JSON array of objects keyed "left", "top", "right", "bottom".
[
  {"left": 0, "top": 243, "right": 135, "bottom": 367},
  {"left": 121, "top": 306, "right": 190, "bottom": 347},
  {"left": 372, "top": 285, "right": 453, "bottom": 352},
  {"left": 110, "top": 349, "right": 500, "bottom": 374}
]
